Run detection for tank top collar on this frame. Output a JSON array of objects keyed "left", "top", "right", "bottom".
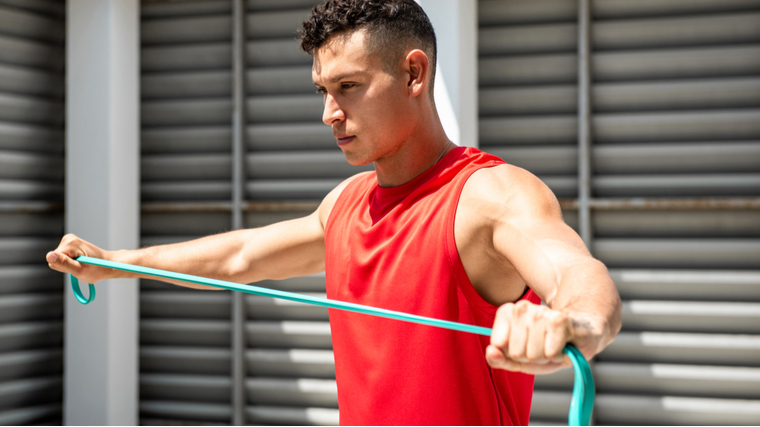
[{"left": 372, "top": 146, "right": 467, "bottom": 205}]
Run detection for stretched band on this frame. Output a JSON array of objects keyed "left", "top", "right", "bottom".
[
  {"left": 565, "top": 343, "right": 595, "bottom": 426},
  {"left": 69, "top": 255, "right": 594, "bottom": 425}
]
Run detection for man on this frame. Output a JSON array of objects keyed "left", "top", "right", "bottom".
[{"left": 48, "top": 0, "right": 621, "bottom": 424}]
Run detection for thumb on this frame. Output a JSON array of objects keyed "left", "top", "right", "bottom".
[{"left": 46, "top": 251, "right": 82, "bottom": 274}]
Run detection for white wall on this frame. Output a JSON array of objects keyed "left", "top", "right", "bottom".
[
  {"left": 417, "top": 0, "right": 479, "bottom": 147},
  {"left": 65, "top": 0, "right": 140, "bottom": 424}
]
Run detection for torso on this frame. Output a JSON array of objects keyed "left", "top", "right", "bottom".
[
  {"left": 322, "top": 146, "right": 539, "bottom": 425},
  {"left": 323, "top": 153, "right": 530, "bottom": 307}
]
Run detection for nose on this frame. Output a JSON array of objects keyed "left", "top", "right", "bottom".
[{"left": 322, "top": 94, "right": 345, "bottom": 125}]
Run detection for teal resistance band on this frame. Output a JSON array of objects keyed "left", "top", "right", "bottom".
[{"left": 70, "top": 255, "right": 594, "bottom": 426}]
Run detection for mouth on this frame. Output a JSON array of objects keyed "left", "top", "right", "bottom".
[{"left": 334, "top": 135, "right": 355, "bottom": 146}]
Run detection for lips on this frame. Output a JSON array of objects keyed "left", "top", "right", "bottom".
[{"left": 334, "top": 134, "right": 355, "bottom": 146}]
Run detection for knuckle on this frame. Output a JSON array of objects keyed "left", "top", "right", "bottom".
[
  {"left": 490, "top": 333, "right": 507, "bottom": 348},
  {"left": 546, "top": 347, "right": 563, "bottom": 360},
  {"left": 507, "top": 344, "right": 525, "bottom": 360},
  {"left": 548, "top": 312, "right": 567, "bottom": 329},
  {"left": 496, "top": 303, "right": 514, "bottom": 318},
  {"left": 529, "top": 306, "right": 544, "bottom": 322},
  {"left": 513, "top": 300, "right": 529, "bottom": 316},
  {"left": 491, "top": 333, "right": 507, "bottom": 348},
  {"left": 525, "top": 344, "right": 540, "bottom": 360}
]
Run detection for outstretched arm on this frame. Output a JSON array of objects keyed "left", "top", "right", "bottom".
[
  {"left": 46, "top": 174, "right": 361, "bottom": 290},
  {"left": 466, "top": 165, "right": 621, "bottom": 374}
]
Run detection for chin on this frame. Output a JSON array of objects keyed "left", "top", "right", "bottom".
[
  {"left": 343, "top": 155, "right": 374, "bottom": 167},
  {"left": 341, "top": 151, "right": 375, "bottom": 167}
]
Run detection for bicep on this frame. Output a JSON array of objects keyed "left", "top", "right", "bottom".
[{"left": 236, "top": 211, "right": 327, "bottom": 282}]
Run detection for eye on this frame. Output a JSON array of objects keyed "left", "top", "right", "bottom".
[
  {"left": 341, "top": 83, "right": 355, "bottom": 90},
  {"left": 316, "top": 87, "right": 327, "bottom": 95}
]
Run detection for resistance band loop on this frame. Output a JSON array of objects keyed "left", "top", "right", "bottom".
[{"left": 70, "top": 255, "right": 594, "bottom": 426}]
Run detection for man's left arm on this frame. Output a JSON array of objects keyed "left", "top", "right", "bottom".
[{"left": 474, "top": 165, "right": 622, "bottom": 374}]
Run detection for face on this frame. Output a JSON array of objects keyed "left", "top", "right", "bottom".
[{"left": 312, "top": 30, "right": 417, "bottom": 166}]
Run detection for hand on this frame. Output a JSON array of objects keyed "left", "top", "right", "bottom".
[
  {"left": 46, "top": 234, "right": 114, "bottom": 284},
  {"left": 485, "top": 300, "right": 597, "bottom": 375}
]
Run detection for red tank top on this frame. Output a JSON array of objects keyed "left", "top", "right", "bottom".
[{"left": 324, "top": 146, "right": 540, "bottom": 425}]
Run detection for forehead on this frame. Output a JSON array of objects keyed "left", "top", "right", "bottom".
[{"left": 312, "top": 30, "right": 381, "bottom": 82}]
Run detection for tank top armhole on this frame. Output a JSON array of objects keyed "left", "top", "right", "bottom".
[
  {"left": 445, "top": 161, "right": 506, "bottom": 318},
  {"left": 325, "top": 173, "right": 375, "bottom": 237}
]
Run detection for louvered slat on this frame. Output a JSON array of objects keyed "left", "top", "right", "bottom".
[
  {"left": 479, "top": 0, "right": 760, "bottom": 424},
  {"left": 0, "top": 1, "right": 65, "bottom": 424},
  {"left": 139, "top": 0, "right": 236, "bottom": 409}
]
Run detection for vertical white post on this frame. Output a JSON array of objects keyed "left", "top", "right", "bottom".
[
  {"left": 417, "top": 0, "right": 479, "bottom": 147},
  {"left": 65, "top": 0, "right": 140, "bottom": 424}
]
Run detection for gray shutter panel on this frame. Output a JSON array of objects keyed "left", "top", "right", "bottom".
[
  {"left": 0, "top": 0, "right": 65, "bottom": 425},
  {"left": 140, "top": 0, "right": 360, "bottom": 424},
  {"left": 243, "top": 1, "right": 351, "bottom": 424},
  {"left": 140, "top": 1, "right": 235, "bottom": 424},
  {"left": 244, "top": 1, "right": 372, "bottom": 202},
  {"left": 480, "top": 0, "right": 760, "bottom": 424},
  {"left": 590, "top": 1, "right": 760, "bottom": 425}
]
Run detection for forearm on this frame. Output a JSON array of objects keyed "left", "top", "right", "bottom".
[
  {"left": 106, "top": 229, "right": 256, "bottom": 289},
  {"left": 50, "top": 185, "right": 340, "bottom": 291},
  {"left": 107, "top": 217, "right": 325, "bottom": 286}
]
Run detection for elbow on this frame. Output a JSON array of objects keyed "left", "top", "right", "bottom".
[{"left": 225, "top": 253, "right": 254, "bottom": 284}]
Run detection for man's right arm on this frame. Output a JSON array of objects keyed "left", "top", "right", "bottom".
[{"left": 46, "top": 174, "right": 363, "bottom": 290}]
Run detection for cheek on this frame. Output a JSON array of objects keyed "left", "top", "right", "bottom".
[
  {"left": 350, "top": 81, "right": 411, "bottom": 138},
  {"left": 370, "top": 89, "right": 411, "bottom": 123}
]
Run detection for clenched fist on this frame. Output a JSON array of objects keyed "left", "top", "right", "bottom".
[
  {"left": 486, "top": 300, "right": 597, "bottom": 375},
  {"left": 46, "top": 234, "right": 115, "bottom": 284}
]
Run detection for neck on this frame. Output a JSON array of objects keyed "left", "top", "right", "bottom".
[{"left": 373, "top": 110, "right": 454, "bottom": 188}]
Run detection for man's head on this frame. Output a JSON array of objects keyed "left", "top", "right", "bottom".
[
  {"left": 299, "top": 0, "right": 437, "bottom": 96},
  {"left": 298, "top": 0, "right": 440, "bottom": 167}
]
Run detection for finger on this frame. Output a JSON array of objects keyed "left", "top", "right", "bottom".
[
  {"left": 45, "top": 251, "right": 58, "bottom": 264},
  {"left": 545, "top": 311, "right": 570, "bottom": 363},
  {"left": 491, "top": 303, "right": 513, "bottom": 348},
  {"left": 507, "top": 301, "right": 530, "bottom": 361},
  {"left": 47, "top": 252, "right": 81, "bottom": 275},
  {"left": 487, "top": 345, "right": 569, "bottom": 375},
  {"left": 525, "top": 308, "right": 548, "bottom": 362},
  {"left": 485, "top": 345, "right": 524, "bottom": 372}
]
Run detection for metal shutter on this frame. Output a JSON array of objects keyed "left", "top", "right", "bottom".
[
  {"left": 479, "top": 0, "right": 760, "bottom": 424},
  {"left": 139, "top": 0, "right": 368, "bottom": 424},
  {"left": 244, "top": 0, "right": 376, "bottom": 423},
  {"left": 244, "top": 1, "right": 342, "bottom": 425},
  {"left": 140, "top": 0, "right": 235, "bottom": 424},
  {"left": 0, "top": 0, "right": 65, "bottom": 425}
]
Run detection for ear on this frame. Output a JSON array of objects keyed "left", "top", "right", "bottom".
[{"left": 404, "top": 49, "right": 429, "bottom": 98}]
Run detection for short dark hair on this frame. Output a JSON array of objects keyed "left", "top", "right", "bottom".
[{"left": 299, "top": 0, "right": 437, "bottom": 95}]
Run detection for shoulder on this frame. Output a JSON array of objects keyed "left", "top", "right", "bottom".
[
  {"left": 317, "top": 171, "right": 374, "bottom": 228},
  {"left": 459, "top": 164, "right": 563, "bottom": 226}
]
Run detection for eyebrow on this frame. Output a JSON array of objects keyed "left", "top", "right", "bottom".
[{"left": 313, "top": 71, "right": 366, "bottom": 86}]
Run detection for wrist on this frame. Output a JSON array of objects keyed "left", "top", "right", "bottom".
[
  {"left": 105, "top": 249, "right": 138, "bottom": 279},
  {"left": 567, "top": 312, "right": 612, "bottom": 355}
]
